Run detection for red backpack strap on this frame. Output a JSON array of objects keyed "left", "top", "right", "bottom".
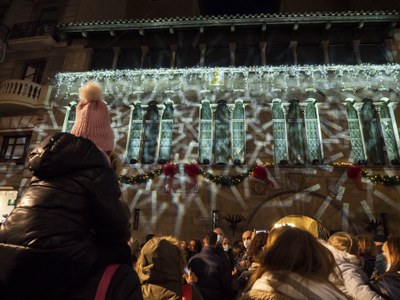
[
  {"left": 95, "top": 264, "right": 121, "bottom": 300},
  {"left": 182, "top": 284, "right": 192, "bottom": 300}
]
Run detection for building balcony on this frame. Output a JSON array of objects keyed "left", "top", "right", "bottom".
[
  {"left": 8, "top": 22, "right": 59, "bottom": 51},
  {"left": 0, "top": 80, "right": 51, "bottom": 115}
]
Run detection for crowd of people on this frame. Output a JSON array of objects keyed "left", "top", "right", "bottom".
[
  {"left": 129, "top": 225, "right": 400, "bottom": 300},
  {"left": 134, "top": 225, "right": 400, "bottom": 300},
  {"left": 0, "top": 81, "right": 399, "bottom": 300}
]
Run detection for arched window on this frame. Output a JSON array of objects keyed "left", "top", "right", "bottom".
[
  {"left": 198, "top": 98, "right": 246, "bottom": 165},
  {"left": 63, "top": 101, "right": 77, "bottom": 133},
  {"left": 304, "top": 99, "right": 322, "bottom": 164},
  {"left": 142, "top": 102, "right": 160, "bottom": 164},
  {"left": 126, "top": 102, "right": 143, "bottom": 164},
  {"left": 360, "top": 99, "right": 384, "bottom": 164},
  {"left": 199, "top": 99, "right": 213, "bottom": 164},
  {"left": 345, "top": 99, "right": 366, "bottom": 163},
  {"left": 231, "top": 99, "right": 245, "bottom": 164},
  {"left": 271, "top": 99, "right": 288, "bottom": 164},
  {"left": 379, "top": 99, "right": 400, "bottom": 164},
  {"left": 287, "top": 99, "right": 305, "bottom": 164},
  {"left": 214, "top": 100, "right": 231, "bottom": 164},
  {"left": 272, "top": 98, "right": 323, "bottom": 165},
  {"left": 158, "top": 99, "right": 174, "bottom": 163}
]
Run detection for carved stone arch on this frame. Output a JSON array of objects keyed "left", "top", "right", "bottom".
[{"left": 244, "top": 189, "right": 358, "bottom": 234}]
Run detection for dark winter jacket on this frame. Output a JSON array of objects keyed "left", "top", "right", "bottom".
[
  {"left": 0, "top": 132, "right": 132, "bottom": 300},
  {"left": 188, "top": 246, "right": 233, "bottom": 300},
  {"left": 370, "top": 272, "right": 400, "bottom": 300}
]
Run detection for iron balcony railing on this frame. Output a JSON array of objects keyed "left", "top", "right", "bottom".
[{"left": 9, "top": 21, "right": 59, "bottom": 41}]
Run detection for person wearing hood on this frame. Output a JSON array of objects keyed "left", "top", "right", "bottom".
[
  {"left": 136, "top": 235, "right": 203, "bottom": 300},
  {"left": 325, "top": 231, "right": 384, "bottom": 300},
  {"left": 0, "top": 81, "right": 140, "bottom": 299}
]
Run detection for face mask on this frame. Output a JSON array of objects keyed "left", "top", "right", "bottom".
[
  {"left": 244, "top": 239, "right": 251, "bottom": 249},
  {"left": 223, "top": 245, "right": 229, "bottom": 252},
  {"left": 217, "top": 234, "right": 223, "bottom": 244}
]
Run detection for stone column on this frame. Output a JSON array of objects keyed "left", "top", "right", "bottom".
[
  {"left": 259, "top": 41, "right": 267, "bottom": 65},
  {"left": 170, "top": 44, "right": 177, "bottom": 68},
  {"left": 229, "top": 42, "right": 236, "bottom": 67},
  {"left": 290, "top": 41, "right": 298, "bottom": 65},
  {"left": 112, "top": 47, "right": 120, "bottom": 70},
  {"left": 199, "top": 43, "right": 207, "bottom": 67},
  {"left": 389, "top": 29, "right": 400, "bottom": 63},
  {"left": 321, "top": 40, "right": 329, "bottom": 64},
  {"left": 352, "top": 39, "right": 361, "bottom": 64}
]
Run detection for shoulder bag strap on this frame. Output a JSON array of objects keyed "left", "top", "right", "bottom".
[{"left": 95, "top": 264, "right": 121, "bottom": 300}]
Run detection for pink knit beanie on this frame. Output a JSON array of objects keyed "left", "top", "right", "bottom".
[{"left": 71, "top": 81, "right": 115, "bottom": 153}]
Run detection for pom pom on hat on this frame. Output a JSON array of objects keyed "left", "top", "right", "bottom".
[{"left": 71, "top": 81, "right": 115, "bottom": 153}]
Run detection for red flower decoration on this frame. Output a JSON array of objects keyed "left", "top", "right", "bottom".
[
  {"left": 346, "top": 164, "right": 362, "bottom": 179},
  {"left": 184, "top": 163, "right": 200, "bottom": 178},
  {"left": 346, "top": 164, "right": 365, "bottom": 191},
  {"left": 163, "top": 163, "right": 178, "bottom": 177},
  {"left": 252, "top": 165, "right": 273, "bottom": 186},
  {"left": 252, "top": 165, "right": 268, "bottom": 180}
]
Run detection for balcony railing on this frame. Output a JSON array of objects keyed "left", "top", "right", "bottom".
[
  {"left": 9, "top": 21, "right": 59, "bottom": 41},
  {"left": 0, "top": 79, "right": 51, "bottom": 109},
  {"left": 0, "top": 23, "right": 10, "bottom": 43}
]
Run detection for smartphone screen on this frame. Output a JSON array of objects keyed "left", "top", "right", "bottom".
[{"left": 184, "top": 267, "right": 189, "bottom": 275}]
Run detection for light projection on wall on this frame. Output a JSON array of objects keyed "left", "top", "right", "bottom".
[
  {"left": 379, "top": 100, "right": 400, "bottom": 164},
  {"left": 345, "top": 99, "right": 366, "bottom": 164},
  {"left": 231, "top": 99, "right": 246, "bottom": 164},
  {"left": 126, "top": 102, "right": 143, "bottom": 164},
  {"left": 214, "top": 100, "right": 231, "bottom": 164},
  {"left": 53, "top": 65, "right": 400, "bottom": 236},
  {"left": 143, "top": 102, "right": 160, "bottom": 164},
  {"left": 158, "top": 99, "right": 174, "bottom": 163},
  {"left": 199, "top": 99, "right": 213, "bottom": 164}
]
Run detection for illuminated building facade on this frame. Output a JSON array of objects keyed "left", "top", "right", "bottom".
[{"left": 1, "top": 0, "right": 400, "bottom": 241}]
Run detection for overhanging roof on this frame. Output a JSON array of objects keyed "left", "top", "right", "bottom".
[{"left": 58, "top": 11, "right": 400, "bottom": 33}]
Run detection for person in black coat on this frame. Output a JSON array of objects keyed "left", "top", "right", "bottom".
[
  {"left": 370, "top": 237, "right": 400, "bottom": 300},
  {"left": 0, "top": 81, "right": 142, "bottom": 300},
  {"left": 188, "top": 231, "right": 233, "bottom": 300}
]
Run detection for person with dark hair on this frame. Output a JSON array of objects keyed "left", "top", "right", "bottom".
[
  {"left": 145, "top": 233, "right": 155, "bottom": 242},
  {"left": 237, "top": 232, "right": 268, "bottom": 296},
  {"left": 188, "top": 239, "right": 203, "bottom": 259},
  {"left": 188, "top": 231, "right": 233, "bottom": 300},
  {"left": 357, "top": 234, "right": 377, "bottom": 278},
  {"left": 0, "top": 81, "right": 141, "bottom": 300},
  {"left": 370, "top": 237, "right": 400, "bottom": 299}
]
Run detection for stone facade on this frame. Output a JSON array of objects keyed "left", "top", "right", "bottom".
[{"left": 0, "top": 0, "right": 400, "bottom": 244}]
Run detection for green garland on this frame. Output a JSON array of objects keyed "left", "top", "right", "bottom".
[
  {"left": 118, "top": 165, "right": 400, "bottom": 187},
  {"left": 119, "top": 167, "right": 163, "bottom": 184},
  {"left": 119, "top": 165, "right": 254, "bottom": 187},
  {"left": 362, "top": 171, "right": 400, "bottom": 186}
]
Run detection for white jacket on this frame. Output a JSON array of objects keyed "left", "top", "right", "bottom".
[
  {"left": 248, "top": 271, "right": 348, "bottom": 300},
  {"left": 323, "top": 241, "right": 384, "bottom": 300}
]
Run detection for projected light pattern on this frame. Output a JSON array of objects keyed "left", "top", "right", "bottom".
[{"left": 44, "top": 65, "right": 400, "bottom": 235}]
